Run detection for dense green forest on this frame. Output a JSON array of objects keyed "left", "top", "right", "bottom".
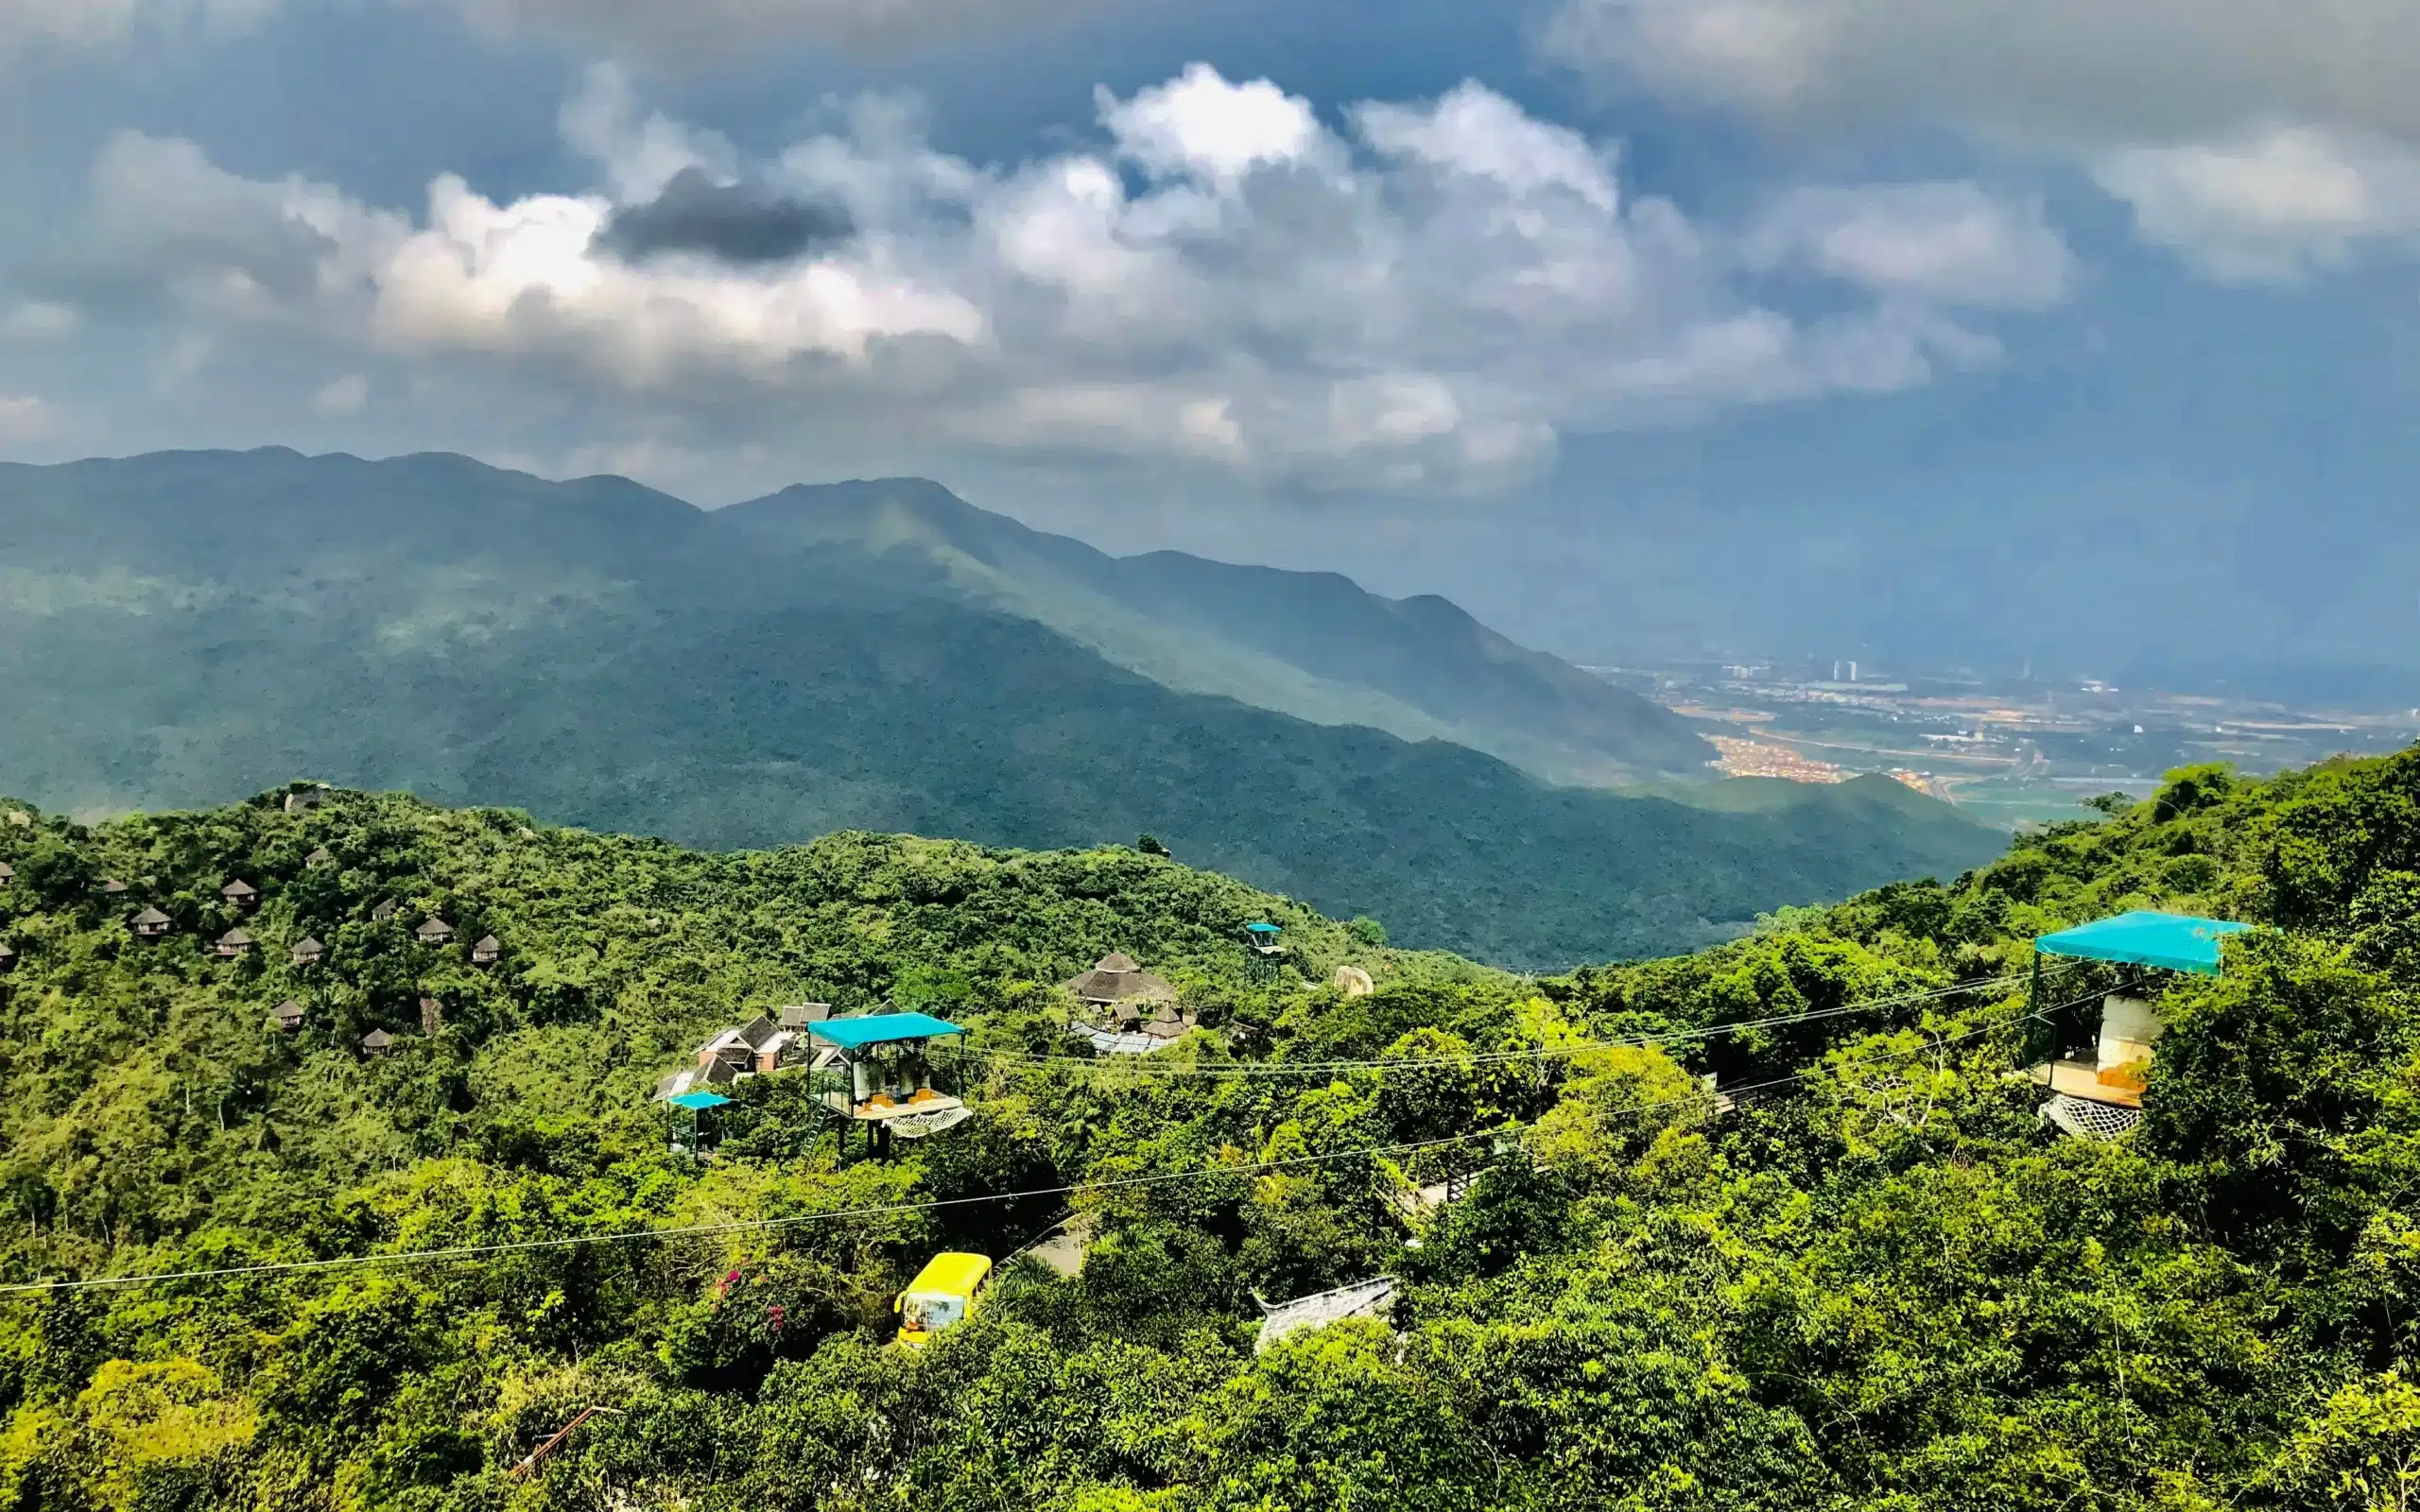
[
  {"left": 0, "top": 448, "right": 2001, "bottom": 967},
  {"left": 10, "top": 747, "right": 2420, "bottom": 1509}
]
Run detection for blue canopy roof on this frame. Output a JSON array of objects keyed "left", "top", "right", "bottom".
[
  {"left": 805, "top": 1011, "right": 966, "bottom": 1049},
  {"left": 1244, "top": 921, "right": 1283, "bottom": 936},
  {"left": 667, "top": 1091, "right": 733, "bottom": 1110},
  {"left": 2034, "top": 911, "right": 2252, "bottom": 976}
]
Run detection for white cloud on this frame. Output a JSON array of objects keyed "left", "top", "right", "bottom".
[
  {"left": 0, "top": 393, "right": 64, "bottom": 445},
  {"left": 1747, "top": 182, "right": 2075, "bottom": 308},
  {"left": 2093, "top": 127, "right": 2420, "bottom": 282},
  {"left": 1539, "top": 0, "right": 2420, "bottom": 147},
  {"left": 1098, "top": 63, "right": 1325, "bottom": 187},
  {"left": 68, "top": 66, "right": 2072, "bottom": 495},
  {"left": 1, "top": 301, "right": 79, "bottom": 339},
  {"left": 1540, "top": 0, "right": 2420, "bottom": 283},
  {"left": 312, "top": 372, "right": 370, "bottom": 415}
]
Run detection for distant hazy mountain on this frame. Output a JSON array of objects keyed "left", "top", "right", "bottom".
[
  {"left": 0, "top": 449, "right": 2001, "bottom": 967},
  {"left": 723, "top": 478, "right": 1714, "bottom": 786}
]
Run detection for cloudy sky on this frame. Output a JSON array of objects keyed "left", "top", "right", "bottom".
[{"left": 3, "top": 0, "right": 2415, "bottom": 679}]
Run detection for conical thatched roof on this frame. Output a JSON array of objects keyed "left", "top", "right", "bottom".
[
  {"left": 416, "top": 916, "right": 455, "bottom": 943},
  {"left": 1066, "top": 953, "right": 1176, "bottom": 1005},
  {"left": 132, "top": 905, "right": 170, "bottom": 926}
]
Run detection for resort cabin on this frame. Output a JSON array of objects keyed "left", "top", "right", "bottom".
[
  {"left": 1255, "top": 1277, "right": 1395, "bottom": 1354},
  {"left": 809, "top": 1011, "right": 971, "bottom": 1152},
  {"left": 290, "top": 936, "right": 325, "bottom": 968},
  {"left": 131, "top": 906, "right": 172, "bottom": 937},
  {"left": 305, "top": 847, "right": 333, "bottom": 869},
  {"left": 220, "top": 879, "right": 260, "bottom": 910},
  {"left": 372, "top": 899, "right": 398, "bottom": 923},
  {"left": 0, "top": 861, "right": 13, "bottom": 885},
  {"left": 780, "top": 1004, "right": 834, "bottom": 1031},
  {"left": 895, "top": 1252, "right": 993, "bottom": 1348},
  {"left": 270, "top": 1000, "right": 306, "bottom": 1033},
  {"left": 654, "top": 1057, "right": 741, "bottom": 1102},
  {"left": 471, "top": 935, "right": 502, "bottom": 966},
  {"left": 360, "top": 1029, "right": 395, "bottom": 1056},
  {"left": 215, "top": 927, "right": 256, "bottom": 958},
  {"left": 416, "top": 917, "right": 455, "bottom": 945},
  {"left": 0, "top": 941, "right": 14, "bottom": 972},
  {"left": 420, "top": 997, "right": 445, "bottom": 1035},
  {"left": 2026, "top": 910, "right": 2251, "bottom": 1142},
  {"left": 100, "top": 878, "right": 130, "bottom": 895}
]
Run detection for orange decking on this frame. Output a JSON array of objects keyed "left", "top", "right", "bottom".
[
  {"left": 822, "top": 1089, "right": 964, "bottom": 1122},
  {"left": 2031, "top": 1059, "right": 2145, "bottom": 1108}
]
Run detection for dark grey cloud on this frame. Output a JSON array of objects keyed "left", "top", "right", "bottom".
[{"left": 597, "top": 167, "right": 854, "bottom": 265}]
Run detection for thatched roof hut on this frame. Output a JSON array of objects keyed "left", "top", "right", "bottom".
[
  {"left": 416, "top": 917, "right": 455, "bottom": 944},
  {"left": 215, "top": 927, "right": 256, "bottom": 958},
  {"left": 220, "top": 879, "right": 260, "bottom": 908},
  {"left": 1065, "top": 953, "right": 1177, "bottom": 1007},
  {"left": 131, "top": 906, "right": 171, "bottom": 936},
  {"left": 290, "top": 936, "right": 325, "bottom": 967},
  {"left": 270, "top": 1000, "right": 306, "bottom": 1032}
]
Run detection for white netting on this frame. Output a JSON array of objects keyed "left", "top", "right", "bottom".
[{"left": 2042, "top": 1093, "right": 2142, "bottom": 1143}]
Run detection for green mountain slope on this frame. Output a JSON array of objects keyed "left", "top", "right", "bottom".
[
  {"left": 8, "top": 753, "right": 2420, "bottom": 1508},
  {"left": 0, "top": 449, "right": 1997, "bottom": 967},
  {"left": 723, "top": 477, "right": 1715, "bottom": 785}
]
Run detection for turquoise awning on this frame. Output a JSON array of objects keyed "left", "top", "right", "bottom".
[
  {"left": 2034, "top": 911, "right": 2252, "bottom": 976},
  {"left": 805, "top": 1011, "right": 965, "bottom": 1050},
  {"left": 668, "top": 1091, "right": 733, "bottom": 1110},
  {"left": 1244, "top": 922, "right": 1282, "bottom": 936}
]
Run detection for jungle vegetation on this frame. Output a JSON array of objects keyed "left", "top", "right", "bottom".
[{"left": 5, "top": 747, "right": 2420, "bottom": 1509}]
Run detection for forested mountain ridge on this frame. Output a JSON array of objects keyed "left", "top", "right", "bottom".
[
  {"left": 724, "top": 477, "right": 1715, "bottom": 784},
  {"left": 0, "top": 448, "right": 1995, "bottom": 967},
  {"left": 8, "top": 749, "right": 2420, "bottom": 1508}
]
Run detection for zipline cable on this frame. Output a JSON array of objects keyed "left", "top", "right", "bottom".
[
  {"left": 0, "top": 994, "right": 2073, "bottom": 1298},
  {"left": 942, "top": 967, "right": 2057, "bottom": 1078}
]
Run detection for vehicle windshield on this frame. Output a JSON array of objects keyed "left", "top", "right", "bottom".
[{"left": 900, "top": 1291, "right": 966, "bottom": 1333}]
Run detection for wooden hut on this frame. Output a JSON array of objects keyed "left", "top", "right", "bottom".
[
  {"left": 0, "top": 941, "right": 15, "bottom": 972},
  {"left": 101, "top": 878, "right": 130, "bottom": 895},
  {"left": 0, "top": 861, "right": 13, "bottom": 885},
  {"left": 371, "top": 899, "right": 398, "bottom": 922},
  {"left": 305, "top": 847, "right": 333, "bottom": 869},
  {"left": 416, "top": 916, "right": 455, "bottom": 945},
  {"left": 131, "top": 906, "right": 172, "bottom": 938},
  {"left": 780, "top": 1004, "right": 834, "bottom": 1030},
  {"left": 270, "top": 1000, "right": 306, "bottom": 1033},
  {"left": 220, "top": 879, "right": 260, "bottom": 910},
  {"left": 360, "top": 1029, "right": 394, "bottom": 1057},
  {"left": 290, "top": 936, "right": 325, "bottom": 968},
  {"left": 215, "top": 927, "right": 256, "bottom": 958},
  {"left": 471, "top": 935, "right": 502, "bottom": 966}
]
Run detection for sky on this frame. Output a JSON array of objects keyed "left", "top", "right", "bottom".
[{"left": 1, "top": 0, "right": 2416, "bottom": 684}]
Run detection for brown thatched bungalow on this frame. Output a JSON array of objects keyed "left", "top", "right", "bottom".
[
  {"left": 290, "top": 936, "right": 325, "bottom": 968},
  {"left": 220, "top": 879, "right": 260, "bottom": 910},
  {"left": 215, "top": 927, "right": 256, "bottom": 958},
  {"left": 270, "top": 1000, "right": 306, "bottom": 1032},
  {"left": 131, "top": 906, "right": 172, "bottom": 937}
]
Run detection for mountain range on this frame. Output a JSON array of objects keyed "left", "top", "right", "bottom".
[{"left": 0, "top": 448, "right": 2003, "bottom": 967}]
